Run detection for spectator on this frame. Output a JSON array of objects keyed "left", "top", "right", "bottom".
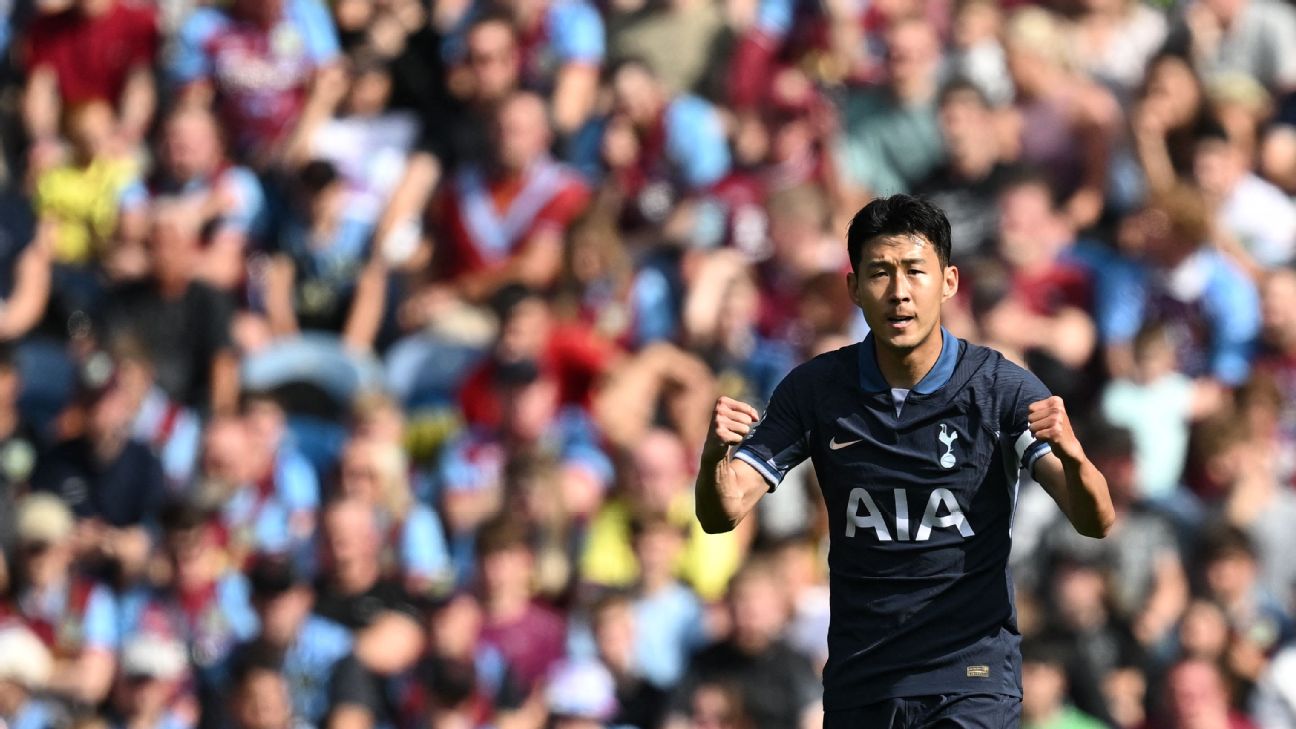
[
  {"left": 107, "top": 634, "right": 193, "bottom": 729},
  {"left": 227, "top": 646, "right": 304, "bottom": 729},
  {"left": 664, "top": 558, "right": 821, "bottom": 729},
  {"left": 1177, "top": 0, "right": 1296, "bottom": 94},
  {"left": 601, "top": 59, "right": 731, "bottom": 219},
  {"left": 1134, "top": 52, "right": 1218, "bottom": 191},
  {"left": 1193, "top": 121, "right": 1296, "bottom": 272},
  {"left": 21, "top": 0, "right": 158, "bottom": 152},
  {"left": 438, "top": 359, "right": 611, "bottom": 571},
  {"left": 1067, "top": 0, "right": 1167, "bottom": 95},
  {"left": 586, "top": 592, "right": 669, "bottom": 729},
  {"left": 443, "top": 13, "right": 523, "bottom": 167},
  {"left": 312, "top": 498, "right": 424, "bottom": 676},
  {"left": 194, "top": 414, "right": 310, "bottom": 568},
  {"left": 1102, "top": 324, "right": 1219, "bottom": 505},
  {"left": 1044, "top": 425, "right": 1189, "bottom": 648},
  {"left": 1020, "top": 639, "right": 1107, "bottom": 729},
  {"left": 494, "top": 0, "right": 605, "bottom": 135},
  {"left": 0, "top": 625, "right": 60, "bottom": 729},
  {"left": 260, "top": 159, "right": 389, "bottom": 354},
  {"left": 913, "top": 79, "right": 1015, "bottom": 257},
  {"left": 834, "top": 17, "right": 945, "bottom": 199},
  {"left": 103, "top": 202, "right": 240, "bottom": 413},
  {"left": 1143, "top": 657, "right": 1259, "bottom": 729},
  {"left": 170, "top": 0, "right": 343, "bottom": 166},
  {"left": 118, "top": 501, "right": 258, "bottom": 691},
  {"left": 32, "top": 351, "right": 165, "bottom": 576},
  {"left": 976, "top": 171, "right": 1098, "bottom": 387},
  {"left": 296, "top": 53, "right": 437, "bottom": 267},
  {"left": 677, "top": 681, "right": 756, "bottom": 729},
  {"left": 0, "top": 494, "right": 119, "bottom": 705},
  {"left": 1038, "top": 552, "right": 1143, "bottom": 726},
  {"left": 581, "top": 428, "right": 747, "bottom": 602},
  {"left": 334, "top": 436, "right": 452, "bottom": 594},
  {"left": 233, "top": 555, "right": 352, "bottom": 727},
  {"left": 113, "top": 339, "right": 203, "bottom": 492},
  {"left": 457, "top": 284, "right": 617, "bottom": 431},
  {"left": 1105, "top": 183, "right": 1260, "bottom": 387},
  {"left": 474, "top": 515, "right": 566, "bottom": 692},
  {"left": 423, "top": 92, "right": 590, "bottom": 305},
  {"left": 1213, "top": 397, "right": 1296, "bottom": 605},
  {"left": 626, "top": 514, "right": 708, "bottom": 689},
  {"left": 118, "top": 106, "right": 267, "bottom": 290},
  {"left": 682, "top": 252, "right": 796, "bottom": 407},
  {"left": 1196, "top": 526, "right": 1293, "bottom": 666},
  {"left": 1003, "top": 7, "right": 1120, "bottom": 230},
  {"left": 34, "top": 101, "right": 138, "bottom": 270}
]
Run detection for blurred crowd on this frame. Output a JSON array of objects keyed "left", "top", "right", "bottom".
[{"left": 0, "top": 0, "right": 1295, "bottom": 726}]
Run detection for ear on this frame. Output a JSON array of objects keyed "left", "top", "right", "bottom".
[
  {"left": 942, "top": 265, "right": 959, "bottom": 303},
  {"left": 846, "top": 272, "right": 862, "bottom": 308}
]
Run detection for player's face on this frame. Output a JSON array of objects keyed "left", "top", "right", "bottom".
[{"left": 847, "top": 234, "right": 957, "bottom": 353}]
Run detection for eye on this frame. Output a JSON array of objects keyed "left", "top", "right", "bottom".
[{"left": 869, "top": 270, "right": 888, "bottom": 279}]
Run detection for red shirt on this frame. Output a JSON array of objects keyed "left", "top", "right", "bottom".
[
  {"left": 459, "top": 323, "right": 617, "bottom": 428},
  {"left": 478, "top": 602, "right": 566, "bottom": 691},
  {"left": 1010, "top": 259, "right": 1093, "bottom": 316},
  {"left": 24, "top": 1, "right": 158, "bottom": 105},
  {"left": 435, "top": 159, "right": 589, "bottom": 282}
]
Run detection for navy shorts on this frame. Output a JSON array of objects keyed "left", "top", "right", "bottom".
[{"left": 823, "top": 694, "right": 1022, "bottom": 729}]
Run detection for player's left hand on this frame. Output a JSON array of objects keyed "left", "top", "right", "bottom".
[{"left": 1028, "top": 396, "right": 1083, "bottom": 461}]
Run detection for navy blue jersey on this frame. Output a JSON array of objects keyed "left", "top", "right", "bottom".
[{"left": 733, "top": 329, "right": 1051, "bottom": 709}]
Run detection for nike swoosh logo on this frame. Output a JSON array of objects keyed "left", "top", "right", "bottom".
[{"left": 829, "top": 436, "right": 864, "bottom": 450}]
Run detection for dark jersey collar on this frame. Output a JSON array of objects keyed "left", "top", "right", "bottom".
[{"left": 858, "top": 327, "right": 959, "bottom": 394}]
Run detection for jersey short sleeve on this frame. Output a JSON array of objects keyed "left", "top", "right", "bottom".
[
  {"left": 547, "top": 1, "right": 605, "bottom": 64},
  {"left": 169, "top": 8, "right": 224, "bottom": 84},
  {"left": 732, "top": 367, "right": 812, "bottom": 491},
  {"left": 83, "top": 583, "right": 121, "bottom": 650},
  {"left": 1001, "top": 363, "right": 1053, "bottom": 474},
  {"left": 289, "top": 0, "right": 342, "bottom": 65}
]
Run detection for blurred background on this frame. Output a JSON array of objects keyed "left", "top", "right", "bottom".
[{"left": 0, "top": 0, "right": 1294, "bottom": 726}]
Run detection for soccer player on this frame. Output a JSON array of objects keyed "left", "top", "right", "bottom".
[{"left": 696, "top": 195, "right": 1115, "bottom": 728}]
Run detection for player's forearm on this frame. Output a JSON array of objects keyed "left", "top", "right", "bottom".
[
  {"left": 1054, "top": 450, "right": 1116, "bottom": 538},
  {"left": 695, "top": 451, "right": 754, "bottom": 533}
]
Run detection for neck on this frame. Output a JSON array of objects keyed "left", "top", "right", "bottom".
[
  {"left": 874, "top": 328, "right": 945, "bottom": 389},
  {"left": 639, "top": 569, "right": 673, "bottom": 594},
  {"left": 1024, "top": 703, "right": 1063, "bottom": 725},
  {"left": 157, "top": 274, "right": 190, "bottom": 299},
  {"left": 953, "top": 150, "right": 997, "bottom": 180},
  {"left": 894, "top": 80, "right": 935, "bottom": 107},
  {"left": 0, "top": 407, "right": 18, "bottom": 440},
  {"left": 335, "top": 562, "right": 378, "bottom": 595},
  {"left": 485, "top": 589, "right": 530, "bottom": 622}
]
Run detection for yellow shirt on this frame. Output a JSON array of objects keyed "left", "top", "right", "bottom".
[
  {"left": 35, "top": 157, "right": 137, "bottom": 265},
  {"left": 579, "top": 493, "right": 744, "bottom": 601}
]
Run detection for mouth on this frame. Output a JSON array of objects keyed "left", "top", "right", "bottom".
[{"left": 885, "top": 315, "right": 916, "bottom": 330}]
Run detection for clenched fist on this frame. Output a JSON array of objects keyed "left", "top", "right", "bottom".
[
  {"left": 1028, "top": 396, "right": 1081, "bottom": 460},
  {"left": 703, "top": 396, "right": 761, "bottom": 461}
]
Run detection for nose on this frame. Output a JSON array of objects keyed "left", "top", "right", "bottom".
[{"left": 888, "top": 273, "right": 911, "bottom": 303}]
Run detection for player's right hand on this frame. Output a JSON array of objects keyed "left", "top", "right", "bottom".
[{"left": 703, "top": 396, "right": 760, "bottom": 460}]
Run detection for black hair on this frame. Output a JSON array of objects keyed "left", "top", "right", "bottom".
[
  {"left": 846, "top": 194, "right": 953, "bottom": 272},
  {"left": 228, "top": 642, "right": 285, "bottom": 689},
  {"left": 937, "top": 76, "right": 991, "bottom": 110},
  {"left": 297, "top": 159, "right": 340, "bottom": 196},
  {"left": 1197, "top": 523, "right": 1257, "bottom": 563}
]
